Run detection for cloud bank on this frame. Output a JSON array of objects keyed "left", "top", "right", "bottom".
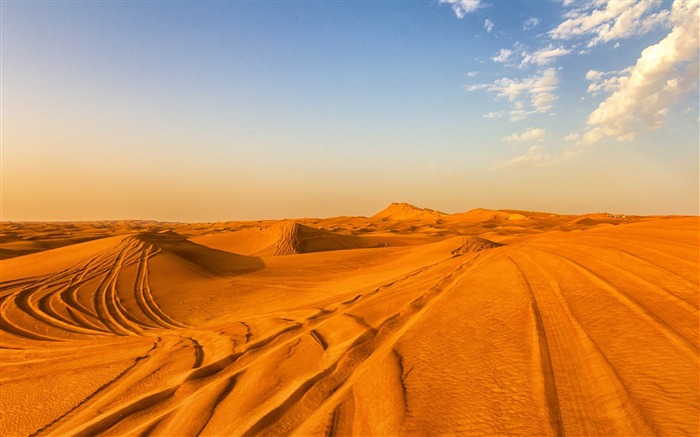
[
  {"left": 550, "top": 0, "right": 670, "bottom": 47},
  {"left": 583, "top": 0, "right": 699, "bottom": 143}
]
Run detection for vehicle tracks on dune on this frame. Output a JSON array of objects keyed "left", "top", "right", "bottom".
[
  {"left": 37, "top": 248, "right": 496, "bottom": 436},
  {"left": 510, "top": 250, "right": 665, "bottom": 435},
  {"left": 510, "top": 258, "right": 564, "bottom": 437},
  {"left": 122, "top": 256, "right": 479, "bottom": 435},
  {"left": 535, "top": 245, "right": 698, "bottom": 358},
  {"left": 0, "top": 235, "right": 190, "bottom": 343},
  {"left": 27, "top": 337, "right": 162, "bottom": 437},
  {"left": 3, "top": 225, "right": 697, "bottom": 436}
]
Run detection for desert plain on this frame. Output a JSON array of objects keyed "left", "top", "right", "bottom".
[{"left": 0, "top": 203, "right": 698, "bottom": 436}]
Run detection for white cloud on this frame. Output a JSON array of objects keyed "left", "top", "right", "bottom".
[
  {"left": 564, "top": 133, "right": 580, "bottom": 142},
  {"left": 585, "top": 67, "right": 632, "bottom": 95},
  {"left": 467, "top": 71, "right": 478, "bottom": 77},
  {"left": 484, "top": 111, "right": 504, "bottom": 119},
  {"left": 583, "top": 0, "right": 699, "bottom": 143},
  {"left": 550, "top": 0, "right": 671, "bottom": 47},
  {"left": 504, "top": 128, "right": 547, "bottom": 142},
  {"left": 492, "top": 141, "right": 589, "bottom": 169},
  {"left": 585, "top": 70, "right": 603, "bottom": 81},
  {"left": 523, "top": 17, "right": 541, "bottom": 30},
  {"left": 492, "top": 146, "right": 549, "bottom": 169},
  {"left": 520, "top": 45, "right": 571, "bottom": 67},
  {"left": 440, "top": 0, "right": 482, "bottom": 18},
  {"left": 492, "top": 49, "right": 513, "bottom": 63},
  {"left": 467, "top": 68, "right": 559, "bottom": 121},
  {"left": 484, "top": 18, "right": 494, "bottom": 33},
  {"left": 468, "top": 68, "right": 559, "bottom": 121}
]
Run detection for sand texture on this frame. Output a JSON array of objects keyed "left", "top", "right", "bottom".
[{"left": 1, "top": 205, "right": 698, "bottom": 436}]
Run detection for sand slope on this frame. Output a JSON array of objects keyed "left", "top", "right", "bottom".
[{"left": 1, "top": 208, "right": 698, "bottom": 436}]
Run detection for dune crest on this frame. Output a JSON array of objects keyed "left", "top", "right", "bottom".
[
  {"left": 448, "top": 208, "right": 529, "bottom": 222},
  {"left": 261, "top": 220, "right": 367, "bottom": 256},
  {"left": 188, "top": 220, "right": 370, "bottom": 257},
  {"left": 372, "top": 202, "right": 445, "bottom": 221}
]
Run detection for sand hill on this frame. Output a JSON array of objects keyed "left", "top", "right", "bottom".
[
  {"left": 446, "top": 207, "right": 530, "bottom": 223},
  {"left": 372, "top": 202, "right": 445, "bottom": 221},
  {"left": 1, "top": 208, "right": 698, "bottom": 436},
  {"left": 192, "top": 220, "right": 372, "bottom": 257}
]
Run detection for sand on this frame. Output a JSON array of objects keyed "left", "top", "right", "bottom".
[{"left": 1, "top": 205, "right": 698, "bottom": 436}]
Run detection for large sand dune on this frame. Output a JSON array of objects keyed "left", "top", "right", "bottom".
[{"left": 1, "top": 206, "right": 698, "bottom": 436}]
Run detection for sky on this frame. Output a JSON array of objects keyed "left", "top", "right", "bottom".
[{"left": 1, "top": 0, "right": 698, "bottom": 221}]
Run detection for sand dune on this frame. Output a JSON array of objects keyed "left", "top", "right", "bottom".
[
  {"left": 446, "top": 207, "right": 529, "bottom": 223},
  {"left": 192, "top": 220, "right": 372, "bottom": 257},
  {"left": 1, "top": 206, "right": 698, "bottom": 436},
  {"left": 372, "top": 202, "right": 445, "bottom": 222}
]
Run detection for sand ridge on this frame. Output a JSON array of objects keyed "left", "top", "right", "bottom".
[{"left": 1, "top": 205, "right": 698, "bottom": 436}]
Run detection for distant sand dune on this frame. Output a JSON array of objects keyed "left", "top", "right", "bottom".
[
  {"left": 192, "top": 220, "right": 371, "bottom": 257},
  {"left": 1, "top": 207, "right": 698, "bottom": 436},
  {"left": 371, "top": 202, "right": 445, "bottom": 221}
]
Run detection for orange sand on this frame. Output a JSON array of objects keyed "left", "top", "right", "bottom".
[{"left": 1, "top": 204, "right": 698, "bottom": 436}]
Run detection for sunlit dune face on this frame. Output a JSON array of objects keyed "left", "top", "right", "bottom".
[{"left": 1, "top": 207, "right": 698, "bottom": 436}]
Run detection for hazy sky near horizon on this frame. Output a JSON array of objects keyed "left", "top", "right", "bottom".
[{"left": 2, "top": 0, "right": 698, "bottom": 221}]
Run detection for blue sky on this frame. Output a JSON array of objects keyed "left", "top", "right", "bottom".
[{"left": 2, "top": 0, "right": 698, "bottom": 221}]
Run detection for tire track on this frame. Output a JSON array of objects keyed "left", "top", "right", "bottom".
[
  {"left": 44, "top": 336, "right": 206, "bottom": 436},
  {"left": 133, "top": 244, "right": 188, "bottom": 329},
  {"left": 3, "top": 234, "right": 501, "bottom": 436},
  {"left": 186, "top": 374, "right": 241, "bottom": 436},
  {"left": 510, "top": 257, "right": 564, "bottom": 437},
  {"left": 65, "top": 254, "right": 478, "bottom": 436},
  {"left": 537, "top": 241, "right": 698, "bottom": 312},
  {"left": 0, "top": 235, "right": 191, "bottom": 342},
  {"left": 13, "top": 284, "right": 103, "bottom": 336},
  {"left": 29, "top": 337, "right": 161, "bottom": 437},
  {"left": 310, "top": 329, "right": 329, "bottom": 350},
  {"left": 584, "top": 235, "right": 698, "bottom": 270},
  {"left": 540, "top": 248, "right": 698, "bottom": 358},
  {"left": 189, "top": 337, "right": 204, "bottom": 368},
  {"left": 285, "top": 252, "right": 499, "bottom": 436},
  {"left": 54, "top": 322, "right": 304, "bottom": 435},
  {"left": 510, "top": 251, "right": 659, "bottom": 436}
]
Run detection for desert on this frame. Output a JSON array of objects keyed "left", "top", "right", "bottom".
[
  {"left": 1, "top": 203, "right": 698, "bottom": 436},
  {"left": 3, "top": 0, "right": 699, "bottom": 435}
]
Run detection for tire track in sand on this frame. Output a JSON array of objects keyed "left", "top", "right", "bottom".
[
  {"left": 510, "top": 251, "right": 658, "bottom": 436},
  {"left": 541, "top": 248, "right": 698, "bottom": 359},
  {"left": 510, "top": 257, "right": 564, "bottom": 437}
]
